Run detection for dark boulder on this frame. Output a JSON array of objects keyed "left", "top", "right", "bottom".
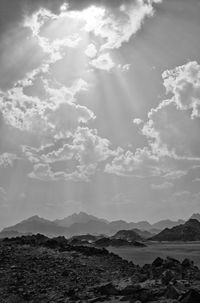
[
  {"left": 95, "top": 283, "right": 119, "bottom": 296},
  {"left": 180, "top": 288, "right": 200, "bottom": 303},
  {"left": 152, "top": 257, "right": 164, "bottom": 267},
  {"left": 182, "top": 258, "right": 194, "bottom": 268},
  {"left": 120, "top": 284, "right": 141, "bottom": 296}
]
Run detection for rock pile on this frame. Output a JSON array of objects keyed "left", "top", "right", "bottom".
[{"left": 0, "top": 235, "right": 200, "bottom": 302}]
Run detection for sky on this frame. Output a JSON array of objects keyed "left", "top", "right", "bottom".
[{"left": 0, "top": 0, "right": 200, "bottom": 228}]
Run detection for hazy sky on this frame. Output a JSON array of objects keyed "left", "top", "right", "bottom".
[{"left": 0, "top": 0, "right": 200, "bottom": 228}]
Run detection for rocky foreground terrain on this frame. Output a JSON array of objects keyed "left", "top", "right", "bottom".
[{"left": 0, "top": 235, "right": 200, "bottom": 303}]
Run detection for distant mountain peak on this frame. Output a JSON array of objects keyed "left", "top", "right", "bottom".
[
  {"left": 21, "top": 215, "right": 51, "bottom": 224},
  {"left": 150, "top": 219, "right": 200, "bottom": 241},
  {"left": 190, "top": 213, "right": 200, "bottom": 221}
]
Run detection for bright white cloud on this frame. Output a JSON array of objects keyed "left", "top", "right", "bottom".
[
  {"left": 85, "top": 43, "right": 98, "bottom": 58},
  {"left": 82, "top": 1, "right": 160, "bottom": 51},
  {"left": 163, "top": 61, "right": 200, "bottom": 118},
  {"left": 90, "top": 53, "right": 115, "bottom": 71},
  {"left": 27, "top": 126, "right": 115, "bottom": 181},
  {"left": 141, "top": 62, "right": 200, "bottom": 159},
  {"left": 105, "top": 147, "right": 161, "bottom": 177},
  {"left": 105, "top": 61, "right": 200, "bottom": 178}
]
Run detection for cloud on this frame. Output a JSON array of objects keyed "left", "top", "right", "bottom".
[
  {"left": 26, "top": 126, "right": 116, "bottom": 181},
  {"left": 0, "top": 0, "right": 162, "bottom": 89},
  {"left": 29, "top": 162, "right": 97, "bottom": 182},
  {"left": 133, "top": 118, "right": 143, "bottom": 125},
  {"left": 45, "top": 102, "right": 95, "bottom": 138},
  {"left": 105, "top": 147, "right": 161, "bottom": 177},
  {"left": 0, "top": 153, "right": 18, "bottom": 167},
  {"left": 163, "top": 61, "right": 200, "bottom": 118},
  {"left": 192, "top": 178, "right": 200, "bottom": 182},
  {"left": 0, "top": 0, "right": 64, "bottom": 39},
  {"left": 105, "top": 61, "right": 200, "bottom": 178},
  {"left": 85, "top": 43, "right": 98, "bottom": 58},
  {"left": 0, "top": 1, "right": 68, "bottom": 90},
  {"left": 118, "top": 64, "right": 131, "bottom": 72},
  {"left": 0, "top": 78, "right": 94, "bottom": 141},
  {"left": 77, "top": 0, "right": 161, "bottom": 50},
  {"left": 90, "top": 53, "right": 115, "bottom": 71},
  {"left": 141, "top": 61, "right": 200, "bottom": 159},
  {"left": 164, "top": 170, "right": 187, "bottom": 180},
  {"left": 151, "top": 182, "right": 173, "bottom": 190}
]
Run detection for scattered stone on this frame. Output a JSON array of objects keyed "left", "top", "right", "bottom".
[{"left": 1, "top": 235, "right": 200, "bottom": 303}]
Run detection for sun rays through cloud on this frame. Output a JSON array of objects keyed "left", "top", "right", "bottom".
[{"left": 1, "top": 0, "right": 200, "bottom": 226}]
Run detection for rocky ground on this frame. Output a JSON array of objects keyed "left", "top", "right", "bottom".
[{"left": 0, "top": 235, "right": 200, "bottom": 303}]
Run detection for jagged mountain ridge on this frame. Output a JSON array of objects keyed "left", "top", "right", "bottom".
[
  {"left": 54, "top": 212, "right": 108, "bottom": 227},
  {"left": 1, "top": 215, "right": 70, "bottom": 238},
  {"left": 150, "top": 219, "right": 200, "bottom": 241},
  {"left": 0, "top": 212, "right": 200, "bottom": 239}
]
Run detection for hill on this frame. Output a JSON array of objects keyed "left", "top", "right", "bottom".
[
  {"left": 1, "top": 212, "right": 200, "bottom": 239},
  {"left": 190, "top": 213, "right": 200, "bottom": 221},
  {"left": 150, "top": 219, "right": 200, "bottom": 241},
  {"left": 112, "top": 229, "right": 143, "bottom": 241},
  {"left": 54, "top": 212, "right": 108, "bottom": 227},
  {"left": 1, "top": 234, "right": 200, "bottom": 302},
  {"left": 151, "top": 219, "right": 185, "bottom": 230},
  {"left": 0, "top": 216, "right": 69, "bottom": 238}
]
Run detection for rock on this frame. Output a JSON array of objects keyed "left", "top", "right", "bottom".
[
  {"left": 180, "top": 288, "right": 200, "bottom": 303},
  {"left": 161, "top": 270, "right": 176, "bottom": 285},
  {"left": 165, "top": 285, "right": 180, "bottom": 300},
  {"left": 95, "top": 283, "right": 119, "bottom": 296},
  {"left": 164, "top": 257, "right": 181, "bottom": 270},
  {"left": 120, "top": 284, "right": 141, "bottom": 295},
  {"left": 174, "top": 280, "right": 186, "bottom": 291},
  {"left": 182, "top": 258, "right": 193, "bottom": 268},
  {"left": 152, "top": 257, "right": 164, "bottom": 267}
]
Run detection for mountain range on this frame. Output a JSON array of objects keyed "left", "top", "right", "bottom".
[
  {"left": 0, "top": 212, "right": 199, "bottom": 239},
  {"left": 150, "top": 219, "right": 200, "bottom": 241}
]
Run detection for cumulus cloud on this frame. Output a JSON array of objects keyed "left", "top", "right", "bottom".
[
  {"left": 118, "top": 64, "right": 131, "bottom": 72},
  {"left": 26, "top": 126, "right": 116, "bottom": 181},
  {"left": 90, "top": 53, "right": 115, "bottom": 71},
  {"left": 141, "top": 61, "right": 200, "bottom": 159},
  {"left": 163, "top": 61, "right": 200, "bottom": 117},
  {"left": 0, "top": 78, "right": 94, "bottom": 141},
  {"left": 0, "top": 0, "right": 162, "bottom": 89},
  {"left": 45, "top": 102, "right": 95, "bottom": 138},
  {"left": 0, "top": 0, "right": 165, "bottom": 184},
  {"left": 0, "top": 0, "right": 68, "bottom": 90},
  {"left": 79, "top": 0, "right": 161, "bottom": 50},
  {"left": 85, "top": 43, "right": 98, "bottom": 58},
  {"left": 105, "top": 61, "right": 200, "bottom": 178},
  {"left": 133, "top": 118, "right": 143, "bottom": 125},
  {"left": 105, "top": 147, "right": 161, "bottom": 177}
]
